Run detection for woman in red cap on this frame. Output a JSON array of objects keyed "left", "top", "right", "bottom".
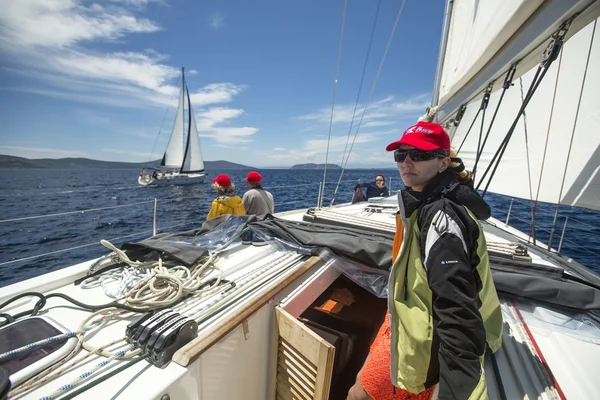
[
  {"left": 207, "top": 174, "right": 246, "bottom": 220},
  {"left": 348, "top": 122, "right": 502, "bottom": 400}
]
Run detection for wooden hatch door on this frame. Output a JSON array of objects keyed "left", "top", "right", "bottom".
[{"left": 274, "top": 307, "right": 335, "bottom": 400}]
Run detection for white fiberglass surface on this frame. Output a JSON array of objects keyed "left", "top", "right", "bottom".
[
  {"left": 2, "top": 244, "right": 294, "bottom": 399},
  {"left": 516, "top": 301, "right": 600, "bottom": 398}
]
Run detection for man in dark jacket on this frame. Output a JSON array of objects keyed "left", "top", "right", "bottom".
[{"left": 361, "top": 174, "right": 390, "bottom": 199}]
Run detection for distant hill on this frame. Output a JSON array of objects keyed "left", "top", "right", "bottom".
[
  {"left": 0, "top": 155, "right": 254, "bottom": 170},
  {"left": 290, "top": 163, "right": 341, "bottom": 170}
]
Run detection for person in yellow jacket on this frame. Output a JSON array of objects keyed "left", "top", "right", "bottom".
[
  {"left": 206, "top": 174, "right": 246, "bottom": 220},
  {"left": 348, "top": 121, "right": 502, "bottom": 400}
]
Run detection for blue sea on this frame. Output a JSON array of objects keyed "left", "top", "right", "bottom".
[{"left": 0, "top": 168, "right": 598, "bottom": 287}]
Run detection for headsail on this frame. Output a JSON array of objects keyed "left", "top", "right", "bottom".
[
  {"left": 433, "top": 0, "right": 600, "bottom": 211},
  {"left": 161, "top": 69, "right": 186, "bottom": 168},
  {"left": 180, "top": 86, "right": 205, "bottom": 173}
]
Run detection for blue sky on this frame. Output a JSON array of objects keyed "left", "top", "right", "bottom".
[{"left": 0, "top": 0, "right": 445, "bottom": 168}]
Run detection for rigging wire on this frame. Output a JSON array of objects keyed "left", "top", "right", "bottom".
[
  {"left": 456, "top": 108, "right": 482, "bottom": 154},
  {"left": 329, "top": 0, "right": 382, "bottom": 206},
  {"left": 518, "top": 76, "right": 537, "bottom": 244},
  {"left": 531, "top": 51, "right": 563, "bottom": 244},
  {"left": 477, "top": 65, "right": 544, "bottom": 195},
  {"left": 471, "top": 65, "right": 517, "bottom": 176},
  {"left": 472, "top": 86, "right": 491, "bottom": 179},
  {"left": 330, "top": 0, "right": 407, "bottom": 206},
  {"left": 548, "top": 19, "right": 596, "bottom": 250},
  {"left": 478, "top": 17, "right": 575, "bottom": 196},
  {"left": 320, "top": 0, "right": 348, "bottom": 208},
  {"left": 0, "top": 200, "right": 155, "bottom": 224}
]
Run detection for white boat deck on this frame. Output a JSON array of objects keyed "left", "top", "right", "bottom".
[{"left": 1, "top": 199, "right": 599, "bottom": 399}]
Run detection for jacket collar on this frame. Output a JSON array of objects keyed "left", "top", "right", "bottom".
[{"left": 399, "top": 170, "right": 491, "bottom": 220}]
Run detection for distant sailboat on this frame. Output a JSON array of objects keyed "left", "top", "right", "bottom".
[{"left": 138, "top": 68, "right": 206, "bottom": 186}]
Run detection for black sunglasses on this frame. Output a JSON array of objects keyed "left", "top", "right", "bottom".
[{"left": 394, "top": 149, "right": 448, "bottom": 163}]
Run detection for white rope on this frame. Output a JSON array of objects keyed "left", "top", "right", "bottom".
[
  {"left": 83, "top": 240, "right": 222, "bottom": 309},
  {"left": 40, "top": 348, "right": 142, "bottom": 400},
  {"left": 9, "top": 309, "right": 127, "bottom": 396}
]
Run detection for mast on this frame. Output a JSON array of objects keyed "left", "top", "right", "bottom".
[{"left": 431, "top": 0, "right": 454, "bottom": 108}]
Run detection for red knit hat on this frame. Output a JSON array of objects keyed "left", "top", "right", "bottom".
[
  {"left": 386, "top": 121, "right": 450, "bottom": 153},
  {"left": 243, "top": 171, "right": 262, "bottom": 183},
  {"left": 212, "top": 174, "right": 232, "bottom": 187}
]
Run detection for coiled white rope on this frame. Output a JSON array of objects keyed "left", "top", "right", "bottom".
[{"left": 81, "top": 240, "right": 222, "bottom": 310}]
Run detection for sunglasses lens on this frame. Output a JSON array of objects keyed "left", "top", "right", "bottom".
[
  {"left": 394, "top": 150, "right": 407, "bottom": 162},
  {"left": 394, "top": 149, "right": 446, "bottom": 162},
  {"left": 411, "top": 151, "right": 434, "bottom": 162}
]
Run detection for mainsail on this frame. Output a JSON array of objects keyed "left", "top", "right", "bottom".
[
  {"left": 433, "top": 0, "right": 600, "bottom": 211},
  {"left": 161, "top": 70, "right": 186, "bottom": 168},
  {"left": 181, "top": 89, "right": 205, "bottom": 173},
  {"left": 159, "top": 68, "right": 205, "bottom": 174}
]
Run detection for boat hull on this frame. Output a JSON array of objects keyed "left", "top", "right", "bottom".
[{"left": 138, "top": 173, "right": 206, "bottom": 186}]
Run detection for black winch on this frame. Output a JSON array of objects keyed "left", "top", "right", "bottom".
[{"left": 126, "top": 310, "right": 198, "bottom": 368}]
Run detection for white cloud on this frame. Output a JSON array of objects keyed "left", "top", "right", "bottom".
[
  {"left": 297, "top": 94, "right": 429, "bottom": 127},
  {"left": 272, "top": 94, "right": 429, "bottom": 167},
  {"left": 189, "top": 84, "right": 245, "bottom": 108},
  {"left": 196, "top": 107, "right": 259, "bottom": 144},
  {"left": 0, "top": 0, "right": 160, "bottom": 49},
  {"left": 208, "top": 11, "right": 225, "bottom": 29},
  {"left": 0, "top": 0, "right": 247, "bottom": 110},
  {"left": 109, "top": 0, "right": 162, "bottom": 6},
  {"left": 273, "top": 147, "right": 286, "bottom": 151},
  {"left": 0, "top": 145, "right": 88, "bottom": 158},
  {"left": 260, "top": 133, "right": 383, "bottom": 166},
  {"left": 76, "top": 109, "right": 111, "bottom": 124}
]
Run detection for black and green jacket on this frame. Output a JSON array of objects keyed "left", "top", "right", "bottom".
[{"left": 388, "top": 170, "right": 503, "bottom": 399}]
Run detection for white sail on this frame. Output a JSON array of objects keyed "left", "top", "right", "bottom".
[
  {"left": 161, "top": 73, "right": 185, "bottom": 168},
  {"left": 180, "top": 88, "right": 205, "bottom": 173},
  {"left": 435, "top": 0, "right": 600, "bottom": 119},
  {"left": 438, "top": 0, "right": 544, "bottom": 106},
  {"left": 451, "top": 17, "right": 600, "bottom": 210}
]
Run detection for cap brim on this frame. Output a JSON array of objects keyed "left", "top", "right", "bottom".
[{"left": 385, "top": 136, "right": 441, "bottom": 152}]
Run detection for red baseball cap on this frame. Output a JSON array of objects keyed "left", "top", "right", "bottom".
[
  {"left": 243, "top": 171, "right": 262, "bottom": 183},
  {"left": 386, "top": 121, "right": 450, "bottom": 153},
  {"left": 212, "top": 174, "right": 232, "bottom": 187}
]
